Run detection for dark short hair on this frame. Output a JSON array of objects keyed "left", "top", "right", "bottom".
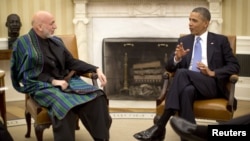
[{"left": 192, "top": 7, "right": 211, "bottom": 21}]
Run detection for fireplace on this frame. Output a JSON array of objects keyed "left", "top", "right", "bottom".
[
  {"left": 102, "top": 38, "right": 177, "bottom": 100},
  {"left": 72, "top": 0, "right": 250, "bottom": 102}
]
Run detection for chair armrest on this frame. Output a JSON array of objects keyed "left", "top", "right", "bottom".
[
  {"left": 79, "top": 72, "right": 99, "bottom": 87},
  {"left": 64, "top": 70, "right": 99, "bottom": 87},
  {"left": 227, "top": 74, "right": 239, "bottom": 112},
  {"left": 229, "top": 74, "right": 239, "bottom": 83},
  {"left": 80, "top": 72, "right": 98, "bottom": 79},
  {"left": 156, "top": 71, "right": 172, "bottom": 106}
]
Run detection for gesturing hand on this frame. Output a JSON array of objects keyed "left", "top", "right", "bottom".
[{"left": 174, "top": 42, "right": 190, "bottom": 61}]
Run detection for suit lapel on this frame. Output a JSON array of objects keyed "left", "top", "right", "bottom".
[
  {"left": 185, "top": 35, "right": 195, "bottom": 66},
  {"left": 207, "top": 33, "right": 216, "bottom": 65}
]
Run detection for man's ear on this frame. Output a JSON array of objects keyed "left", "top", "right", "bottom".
[{"left": 37, "top": 24, "right": 43, "bottom": 31}]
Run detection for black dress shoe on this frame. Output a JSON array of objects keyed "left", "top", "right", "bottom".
[
  {"left": 133, "top": 125, "right": 165, "bottom": 141},
  {"left": 94, "top": 138, "right": 109, "bottom": 141},
  {"left": 170, "top": 116, "right": 206, "bottom": 141}
]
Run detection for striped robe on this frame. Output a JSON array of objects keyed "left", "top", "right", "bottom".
[{"left": 10, "top": 29, "right": 102, "bottom": 120}]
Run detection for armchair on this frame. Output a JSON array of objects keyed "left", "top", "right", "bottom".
[
  {"left": 24, "top": 35, "right": 104, "bottom": 141},
  {"left": 154, "top": 35, "right": 239, "bottom": 123}
]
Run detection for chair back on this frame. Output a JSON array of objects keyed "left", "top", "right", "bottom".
[
  {"left": 225, "top": 36, "right": 237, "bottom": 111},
  {"left": 57, "top": 34, "right": 78, "bottom": 59},
  {"left": 226, "top": 35, "right": 236, "bottom": 55}
]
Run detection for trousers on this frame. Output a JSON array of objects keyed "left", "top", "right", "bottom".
[
  {"left": 50, "top": 94, "right": 111, "bottom": 141},
  {"left": 165, "top": 69, "right": 219, "bottom": 123}
]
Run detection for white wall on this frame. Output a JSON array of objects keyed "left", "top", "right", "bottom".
[{"left": 0, "top": 60, "right": 25, "bottom": 101}]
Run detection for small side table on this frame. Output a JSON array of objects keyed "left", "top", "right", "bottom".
[
  {"left": 0, "top": 71, "right": 7, "bottom": 128},
  {"left": 0, "top": 49, "right": 12, "bottom": 60}
]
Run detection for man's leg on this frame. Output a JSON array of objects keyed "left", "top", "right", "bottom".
[
  {"left": 50, "top": 110, "right": 77, "bottom": 141},
  {"left": 220, "top": 114, "right": 250, "bottom": 125},
  {"left": 170, "top": 116, "right": 207, "bottom": 141},
  {"left": 75, "top": 94, "right": 111, "bottom": 140},
  {"left": 166, "top": 69, "right": 217, "bottom": 110},
  {"left": 179, "top": 85, "right": 197, "bottom": 123},
  {"left": 133, "top": 69, "right": 198, "bottom": 141}
]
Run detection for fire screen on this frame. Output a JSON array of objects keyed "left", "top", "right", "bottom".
[{"left": 102, "top": 38, "right": 177, "bottom": 100}]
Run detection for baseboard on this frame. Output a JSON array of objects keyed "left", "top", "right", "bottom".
[
  {"left": 110, "top": 113, "right": 155, "bottom": 119},
  {"left": 7, "top": 113, "right": 155, "bottom": 127},
  {"left": 7, "top": 119, "right": 33, "bottom": 127}
]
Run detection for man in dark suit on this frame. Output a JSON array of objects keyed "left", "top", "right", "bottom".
[{"left": 133, "top": 7, "right": 240, "bottom": 141}]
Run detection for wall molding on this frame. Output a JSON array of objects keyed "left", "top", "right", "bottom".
[{"left": 235, "top": 36, "right": 250, "bottom": 101}]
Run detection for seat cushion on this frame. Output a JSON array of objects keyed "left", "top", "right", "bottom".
[
  {"left": 194, "top": 98, "right": 233, "bottom": 121},
  {"left": 156, "top": 98, "right": 233, "bottom": 121}
]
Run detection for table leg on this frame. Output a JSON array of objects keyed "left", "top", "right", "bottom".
[{"left": 0, "top": 91, "right": 7, "bottom": 128}]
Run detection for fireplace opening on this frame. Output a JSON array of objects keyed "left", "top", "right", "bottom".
[{"left": 102, "top": 38, "right": 178, "bottom": 100}]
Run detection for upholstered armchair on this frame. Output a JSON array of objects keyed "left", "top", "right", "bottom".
[
  {"left": 24, "top": 35, "right": 107, "bottom": 141},
  {"left": 154, "top": 35, "right": 239, "bottom": 123}
]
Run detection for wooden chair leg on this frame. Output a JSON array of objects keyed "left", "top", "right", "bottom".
[
  {"left": 25, "top": 110, "right": 31, "bottom": 138},
  {"left": 35, "top": 124, "right": 50, "bottom": 141},
  {"left": 108, "top": 115, "right": 112, "bottom": 129},
  {"left": 75, "top": 117, "right": 80, "bottom": 130}
]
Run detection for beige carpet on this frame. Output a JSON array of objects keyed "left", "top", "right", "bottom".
[
  {"left": 7, "top": 117, "right": 182, "bottom": 141},
  {"left": 6, "top": 100, "right": 250, "bottom": 141},
  {"left": 6, "top": 100, "right": 181, "bottom": 140}
]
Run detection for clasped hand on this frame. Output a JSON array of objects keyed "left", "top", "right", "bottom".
[
  {"left": 51, "top": 68, "right": 107, "bottom": 90},
  {"left": 96, "top": 68, "right": 107, "bottom": 87},
  {"left": 51, "top": 79, "right": 68, "bottom": 90}
]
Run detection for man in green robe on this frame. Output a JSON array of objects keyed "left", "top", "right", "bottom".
[{"left": 11, "top": 11, "right": 111, "bottom": 141}]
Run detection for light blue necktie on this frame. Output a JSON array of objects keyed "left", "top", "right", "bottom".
[{"left": 191, "top": 37, "right": 202, "bottom": 72}]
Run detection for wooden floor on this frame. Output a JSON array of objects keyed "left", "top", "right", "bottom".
[{"left": 6, "top": 100, "right": 250, "bottom": 121}]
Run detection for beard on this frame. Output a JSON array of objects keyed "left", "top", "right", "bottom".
[{"left": 43, "top": 29, "right": 54, "bottom": 38}]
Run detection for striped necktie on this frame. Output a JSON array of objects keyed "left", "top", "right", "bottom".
[{"left": 191, "top": 37, "right": 201, "bottom": 72}]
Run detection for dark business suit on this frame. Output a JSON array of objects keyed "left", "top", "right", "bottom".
[
  {"left": 220, "top": 114, "right": 250, "bottom": 125},
  {"left": 165, "top": 32, "right": 240, "bottom": 123}
]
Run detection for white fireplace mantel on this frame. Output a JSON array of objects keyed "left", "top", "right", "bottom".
[
  {"left": 71, "top": 0, "right": 250, "bottom": 101},
  {"left": 72, "top": 0, "right": 223, "bottom": 62}
]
